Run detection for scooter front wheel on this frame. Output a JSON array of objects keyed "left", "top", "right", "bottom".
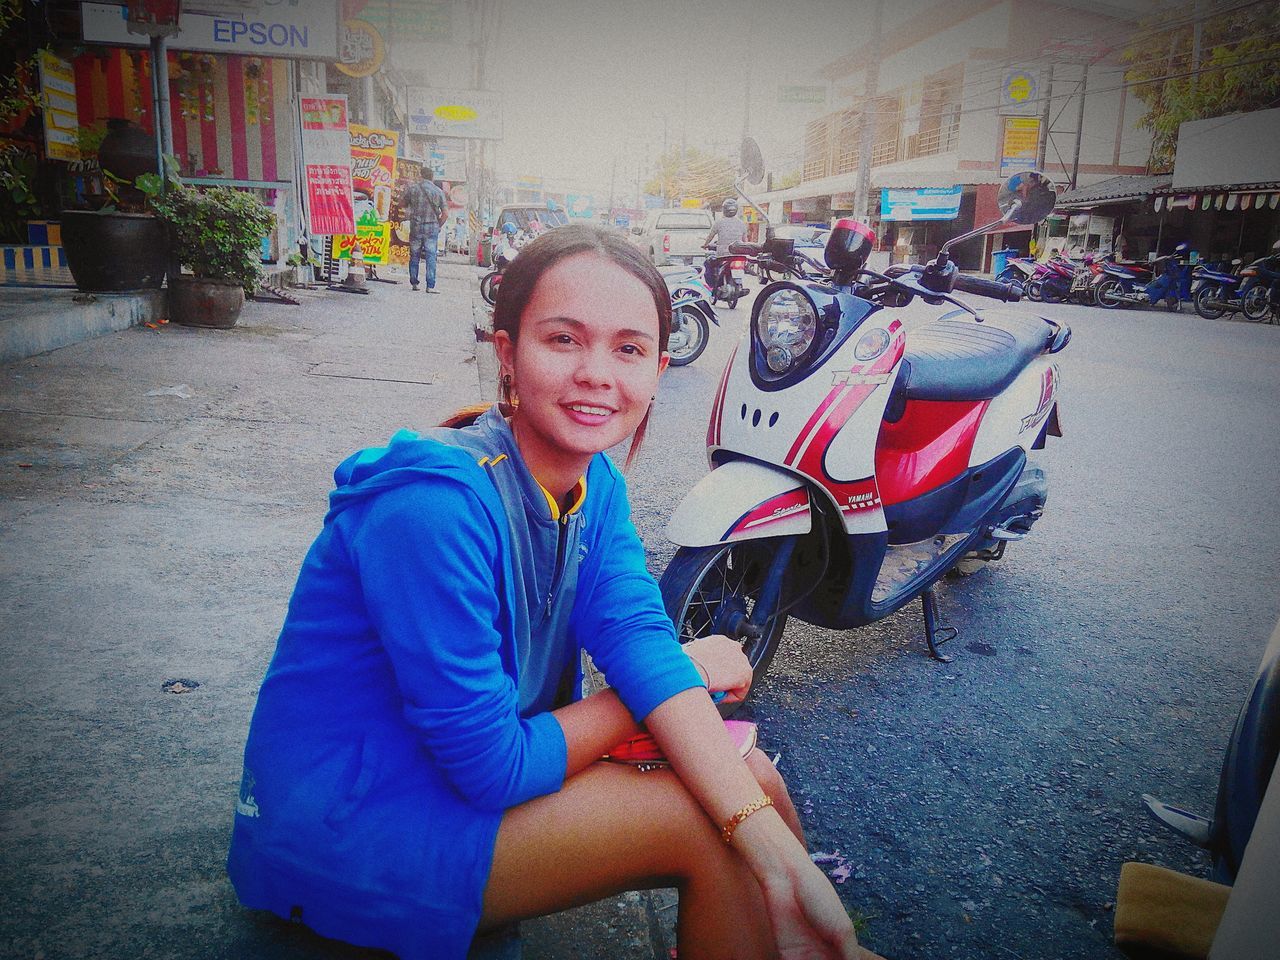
[
  {"left": 659, "top": 541, "right": 790, "bottom": 716},
  {"left": 1024, "top": 279, "right": 1044, "bottom": 302},
  {"left": 480, "top": 271, "right": 501, "bottom": 306}
]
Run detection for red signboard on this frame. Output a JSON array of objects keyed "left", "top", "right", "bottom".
[{"left": 299, "top": 95, "right": 355, "bottom": 236}]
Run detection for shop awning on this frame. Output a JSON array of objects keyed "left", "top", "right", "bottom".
[{"left": 1055, "top": 175, "right": 1171, "bottom": 208}]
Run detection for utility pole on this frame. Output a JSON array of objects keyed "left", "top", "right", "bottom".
[
  {"left": 1069, "top": 60, "right": 1088, "bottom": 190},
  {"left": 1035, "top": 61, "right": 1055, "bottom": 174},
  {"left": 853, "top": 0, "right": 885, "bottom": 224}
]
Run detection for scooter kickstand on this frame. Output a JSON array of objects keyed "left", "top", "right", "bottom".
[{"left": 921, "top": 586, "right": 958, "bottom": 662}]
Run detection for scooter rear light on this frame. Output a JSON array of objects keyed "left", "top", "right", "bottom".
[
  {"left": 663, "top": 234, "right": 671, "bottom": 253},
  {"left": 731, "top": 258, "right": 746, "bottom": 269}
]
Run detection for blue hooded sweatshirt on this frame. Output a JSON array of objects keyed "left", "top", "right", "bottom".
[{"left": 226, "top": 407, "right": 702, "bottom": 958}]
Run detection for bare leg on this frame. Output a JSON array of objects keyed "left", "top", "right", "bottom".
[
  {"left": 480, "top": 762, "right": 775, "bottom": 960},
  {"left": 744, "top": 749, "right": 805, "bottom": 843}
]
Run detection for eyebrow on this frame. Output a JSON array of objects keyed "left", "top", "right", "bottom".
[{"left": 532, "top": 315, "right": 657, "bottom": 344}]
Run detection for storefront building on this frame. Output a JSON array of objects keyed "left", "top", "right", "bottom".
[{"left": 754, "top": 0, "right": 1153, "bottom": 272}]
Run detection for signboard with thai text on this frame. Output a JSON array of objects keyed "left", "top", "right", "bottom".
[
  {"left": 406, "top": 87, "right": 502, "bottom": 140},
  {"left": 1000, "top": 117, "right": 1041, "bottom": 174},
  {"left": 333, "top": 223, "right": 391, "bottom": 264},
  {"left": 39, "top": 50, "right": 80, "bottom": 161},
  {"left": 334, "top": 125, "right": 397, "bottom": 261},
  {"left": 879, "top": 186, "right": 963, "bottom": 221},
  {"left": 299, "top": 95, "right": 354, "bottom": 236},
  {"left": 388, "top": 156, "right": 423, "bottom": 269},
  {"left": 82, "top": 1, "right": 341, "bottom": 60}
]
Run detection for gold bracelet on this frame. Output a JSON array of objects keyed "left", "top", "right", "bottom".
[{"left": 721, "top": 795, "right": 774, "bottom": 844}]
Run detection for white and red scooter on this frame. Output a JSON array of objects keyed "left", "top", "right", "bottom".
[{"left": 659, "top": 163, "right": 1070, "bottom": 702}]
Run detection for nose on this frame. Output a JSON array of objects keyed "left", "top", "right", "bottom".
[{"left": 573, "top": 344, "right": 614, "bottom": 389}]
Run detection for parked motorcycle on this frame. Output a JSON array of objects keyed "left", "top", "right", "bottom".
[
  {"left": 996, "top": 255, "right": 1037, "bottom": 286},
  {"left": 1096, "top": 245, "right": 1189, "bottom": 310},
  {"left": 1237, "top": 242, "right": 1280, "bottom": 323},
  {"left": 703, "top": 247, "right": 750, "bottom": 309},
  {"left": 659, "top": 157, "right": 1069, "bottom": 706},
  {"left": 1191, "top": 259, "right": 1246, "bottom": 319},
  {"left": 1023, "top": 254, "right": 1076, "bottom": 303},
  {"left": 660, "top": 264, "right": 720, "bottom": 366}
]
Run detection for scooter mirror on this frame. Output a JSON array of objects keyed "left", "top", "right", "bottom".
[
  {"left": 740, "top": 138, "right": 765, "bottom": 186},
  {"left": 997, "top": 171, "right": 1057, "bottom": 225}
]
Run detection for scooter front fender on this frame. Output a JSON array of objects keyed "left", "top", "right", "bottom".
[{"left": 665, "top": 459, "right": 812, "bottom": 548}]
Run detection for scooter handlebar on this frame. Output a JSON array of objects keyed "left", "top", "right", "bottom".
[{"left": 952, "top": 274, "right": 1022, "bottom": 302}]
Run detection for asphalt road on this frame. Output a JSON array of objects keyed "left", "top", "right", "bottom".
[
  {"left": 3, "top": 270, "right": 1278, "bottom": 960},
  {"left": 626, "top": 292, "right": 1280, "bottom": 959}
]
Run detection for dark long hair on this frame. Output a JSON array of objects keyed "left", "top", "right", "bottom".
[{"left": 443, "top": 224, "right": 671, "bottom": 467}]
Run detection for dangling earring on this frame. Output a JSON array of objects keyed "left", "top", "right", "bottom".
[{"left": 500, "top": 372, "right": 515, "bottom": 411}]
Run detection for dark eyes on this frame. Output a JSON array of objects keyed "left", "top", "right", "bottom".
[{"left": 548, "top": 334, "right": 644, "bottom": 357}]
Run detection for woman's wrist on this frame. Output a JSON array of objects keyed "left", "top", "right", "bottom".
[{"left": 688, "top": 653, "right": 710, "bottom": 687}]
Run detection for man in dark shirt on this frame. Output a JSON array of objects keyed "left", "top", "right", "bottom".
[{"left": 404, "top": 169, "right": 448, "bottom": 292}]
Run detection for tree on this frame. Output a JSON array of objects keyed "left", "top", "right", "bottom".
[
  {"left": 1122, "top": 0, "right": 1280, "bottom": 171},
  {"left": 0, "top": 0, "right": 42, "bottom": 242},
  {"left": 644, "top": 147, "right": 736, "bottom": 207}
]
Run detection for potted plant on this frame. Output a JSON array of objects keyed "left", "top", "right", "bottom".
[
  {"left": 149, "top": 182, "right": 275, "bottom": 328},
  {"left": 59, "top": 119, "right": 171, "bottom": 292}
]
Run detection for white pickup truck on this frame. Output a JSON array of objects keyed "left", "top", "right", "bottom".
[{"left": 632, "top": 208, "right": 714, "bottom": 266}]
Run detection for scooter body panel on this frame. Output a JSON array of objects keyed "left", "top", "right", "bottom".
[
  {"left": 664, "top": 458, "right": 812, "bottom": 547},
  {"left": 969, "top": 357, "right": 1061, "bottom": 465},
  {"left": 708, "top": 299, "right": 905, "bottom": 536}
]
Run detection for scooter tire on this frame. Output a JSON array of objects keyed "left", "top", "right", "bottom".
[
  {"left": 1024, "top": 279, "right": 1044, "bottom": 302},
  {"left": 1095, "top": 278, "right": 1126, "bottom": 309},
  {"left": 1241, "top": 286, "right": 1269, "bottom": 322},
  {"left": 659, "top": 541, "right": 790, "bottom": 716},
  {"left": 1194, "top": 285, "right": 1228, "bottom": 320},
  {"left": 666, "top": 306, "right": 710, "bottom": 367},
  {"left": 1039, "top": 282, "right": 1068, "bottom": 305},
  {"left": 480, "top": 271, "right": 501, "bottom": 306}
]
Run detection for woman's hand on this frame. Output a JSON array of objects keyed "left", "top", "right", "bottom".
[
  {"left": 682, "top": 635, "right": 752, "bottom": 704},
  {"left": 754, "top": 843, "right": 864, "bottom": 960}
]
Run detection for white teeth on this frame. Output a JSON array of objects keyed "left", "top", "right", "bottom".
[{"left": 567, "top": 404, "right": 611, "bottom": 416}]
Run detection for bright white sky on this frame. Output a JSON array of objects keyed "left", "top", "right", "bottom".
[{"left": 486, "top": 0, "right": 891, "bottom": 198}]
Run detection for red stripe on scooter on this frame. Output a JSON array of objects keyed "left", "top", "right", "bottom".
[
  {"left": 707, "top": 344, "right": 737, "bottom": 447},
  {"left": 785, "top": 330, "right": 905, "bottom": 467},
  {"left": 725, "top": 488, "right": 810, "bottom": 538}
]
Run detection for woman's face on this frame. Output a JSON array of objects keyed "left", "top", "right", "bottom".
[{"left": 495, "top": 253, "right": 668, "bottom": 481}]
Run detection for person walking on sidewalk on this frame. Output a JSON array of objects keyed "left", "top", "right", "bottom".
[
  {"left": 405, "top": 167, "right": 447, "bottom": 292},
  {"left": 226, "top": 224, "right": 876, "bottom": 960}
]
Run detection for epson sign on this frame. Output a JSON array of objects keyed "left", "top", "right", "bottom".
[{"left": 82, "top": 2, "right": 340, "bottom": 60}]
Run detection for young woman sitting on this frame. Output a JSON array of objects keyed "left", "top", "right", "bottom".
[{"left": 227, "top": 224, "right": 875, "bottom": 960}]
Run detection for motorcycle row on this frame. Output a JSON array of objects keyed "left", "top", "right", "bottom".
[{"left": 997, "top": 241, "right": 1280, "bottom": 322}]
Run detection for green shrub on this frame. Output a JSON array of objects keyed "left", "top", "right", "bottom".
[{"left": 150, "top": 184, "right": 275, "bottom": 296}]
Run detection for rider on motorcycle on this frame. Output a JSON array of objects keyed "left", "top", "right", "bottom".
[{"left": 703, "top": 198, "right": 748, "bottom": 290}]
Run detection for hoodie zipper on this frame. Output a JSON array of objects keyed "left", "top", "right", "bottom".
[{"left": 546, "top": 517, "right": 570, "bottom": 617}]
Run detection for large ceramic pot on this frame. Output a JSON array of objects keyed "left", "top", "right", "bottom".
[
  {"left": 60, "top": 210, "right": 168, "bottom": 292},
  {"left": 98, "top": 118, "right": 157, "bottom": 183},
  {"left": 168, "top": 275, "right": 245, "bottom": 329}
]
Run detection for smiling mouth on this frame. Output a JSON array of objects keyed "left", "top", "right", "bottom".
[{"left": 564, "top": 402, "right": 616, "bottom": 418}]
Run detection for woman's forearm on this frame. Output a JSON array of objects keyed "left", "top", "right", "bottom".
[{"left": 552, "top": 689, "right": 643, "bottom": 776}]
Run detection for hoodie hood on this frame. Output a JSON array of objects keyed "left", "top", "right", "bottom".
[{"left": 324, "top": 406, "right": 544, "bottom": 525}]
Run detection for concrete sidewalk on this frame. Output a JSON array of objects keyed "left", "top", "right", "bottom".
[{"left": 0, "top": 260, "right": 673, "bottom": 959}]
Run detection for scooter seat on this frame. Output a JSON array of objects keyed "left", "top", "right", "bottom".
[{"left": 901, "top": 313, "right": 1053, "bottom": 401}]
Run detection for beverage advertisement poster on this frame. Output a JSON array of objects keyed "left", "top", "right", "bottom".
[
  {"left": 300, "top": 95, "right": 355, "bottom": 236},
  {"left": 388, "top": 156, "right": 424, "bottom": 268},
  {"left": 333, "top": 125, "right": 397, "bottom": 262}
]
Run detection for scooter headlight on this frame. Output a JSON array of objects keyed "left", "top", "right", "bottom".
[{"left": 756, "top": 288, "right": 818, "bottom": 374}]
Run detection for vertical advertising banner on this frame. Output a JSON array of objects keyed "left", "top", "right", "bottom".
[
  {"left": 38, "top": 50, "right": 80, "bottom": 161},
  {"left": 299, "top": 95, "right": 355, "bottom": 236},
  {"left": 1000, "top": 117, "right": 1041, "bottom": 175},
  {"left": 333, "top": 125, "right": 397, "bottom": 263}
]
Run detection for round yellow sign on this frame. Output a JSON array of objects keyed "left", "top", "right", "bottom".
[
  {"left": 1007, "top": 74, "right": 1032, "bottom": 103},
  {"left": 336, "top": 19, "right": 385, "bottom": 79},
  {"left": 435, "top": 105, "right": 479, "bottom": 122}
]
